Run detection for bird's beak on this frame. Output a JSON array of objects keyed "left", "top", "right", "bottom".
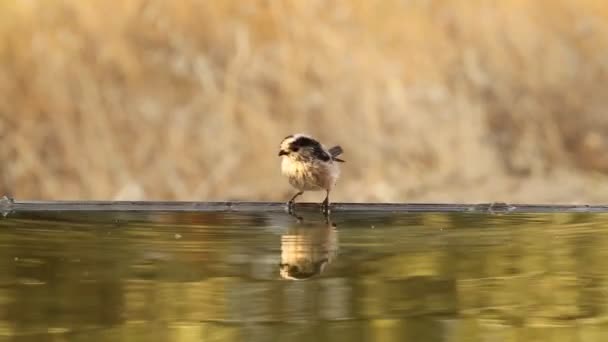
[{"left": 278, "top": 150, "right": 288, "bottom": 156}]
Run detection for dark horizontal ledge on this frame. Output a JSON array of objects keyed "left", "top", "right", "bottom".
[{"left": 3, "top": 197, "right": 608, "bottom": 214}]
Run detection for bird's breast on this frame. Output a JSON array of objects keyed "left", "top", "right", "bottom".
[{"left": 281, "top": 158, "right": 339, "bottom": 191}]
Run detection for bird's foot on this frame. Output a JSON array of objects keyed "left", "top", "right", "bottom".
[
  {"left": 286, "top": 200, "right": 296, "bottom": 212},
  {"left": 320, "top": 199, "right": 330, "bottom": 216},
  {"left": 286, "top": 201, "right": 303, "bottom": 221}
]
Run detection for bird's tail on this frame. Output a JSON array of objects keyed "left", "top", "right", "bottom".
[{"left": 328, "top": 146, "right": 345, "bottom": 162}]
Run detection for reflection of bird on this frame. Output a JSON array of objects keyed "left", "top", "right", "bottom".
[
  {"left": 279, "top": 221, "right": 338, "bottom": 280},
  {"left": 278, "top": 134, "right": 344, "bottom": 213}
]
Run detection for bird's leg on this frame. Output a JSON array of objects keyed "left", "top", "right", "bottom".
[
  {"left": 321, "top": 190, "right": 330, "bottom": 215},
  {"left": 287, "top": 191, "right": 304, "bottom": 211}
]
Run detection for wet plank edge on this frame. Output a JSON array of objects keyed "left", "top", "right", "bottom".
[{"left": 3, "top": 199, "right": 608, "bottom": 214}]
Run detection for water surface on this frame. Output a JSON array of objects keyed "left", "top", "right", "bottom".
[{"left": 2, "top": 207, "right": 608, "bottom": 341}]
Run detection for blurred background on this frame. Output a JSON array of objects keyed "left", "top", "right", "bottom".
[{"left": 2, "top": 0, "right": 608, "bottom": 203}]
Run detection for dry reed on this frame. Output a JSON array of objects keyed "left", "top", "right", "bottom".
[{"left": 2, "top": 0, "right": 608, "bottom": 203}]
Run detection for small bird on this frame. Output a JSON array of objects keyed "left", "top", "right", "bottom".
[
  {"left": 279, "top": 220, "right": 339, "bottom": 280},
  {"left": 278, "top": 134, "right": 344, "bottom": 214}
]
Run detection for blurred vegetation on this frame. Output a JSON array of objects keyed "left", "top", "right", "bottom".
[{"left": 3, "top": 0, "right": 608, "bottom": 202}]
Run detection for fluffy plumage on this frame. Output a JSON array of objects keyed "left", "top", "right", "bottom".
[
  {"left": 278, "top": 134, "right": 344, "bottom": 213},
  {"left": 279, "top": 221, "right": 338, "bottom": 280}
]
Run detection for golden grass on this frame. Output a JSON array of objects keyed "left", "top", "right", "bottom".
[{"left": 2, "top": 0, "right": 608, "bottom": 203}]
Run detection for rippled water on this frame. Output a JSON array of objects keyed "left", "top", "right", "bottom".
[{"left": 2, "top": 208, "right": 608, "bottom": 341}]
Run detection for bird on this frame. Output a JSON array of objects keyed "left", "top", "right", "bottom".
[
  {"left": 279, "top": 219, "right": 338, "bottom": 280},
  {"left": 278, "top": 134, "right": 344, "bottom": 214}
]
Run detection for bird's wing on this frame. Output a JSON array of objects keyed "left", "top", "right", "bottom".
[{"left": 312, "top": 146, "right": 331, "bottom": 162}]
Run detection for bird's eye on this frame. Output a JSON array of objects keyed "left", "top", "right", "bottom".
[{"left": 292, "top": 147, "right": 299, "bottom": 152}]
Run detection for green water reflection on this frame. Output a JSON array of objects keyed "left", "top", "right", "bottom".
[{"left": 1, "top": 210, "right": 608, "bottom": 341}]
